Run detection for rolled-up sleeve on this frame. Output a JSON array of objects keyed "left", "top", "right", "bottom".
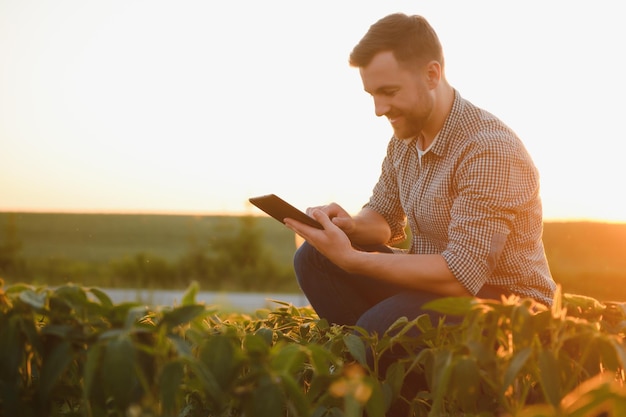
[
  {"left": 364, "top": 139, "right": 409, "bottom": 245},
  {"left": 358, "top": 90, "right": 554, "bottom": 305},
  {"left": 442, "top": 136, "right": 540, "bottom": 294}
]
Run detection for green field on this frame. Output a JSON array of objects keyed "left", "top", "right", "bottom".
[
  {"left": 1, "top": 212, "right": 625, "bottom": 301},
  {"left": 0, "top": 212, "right": 297, "bottom": 264}
]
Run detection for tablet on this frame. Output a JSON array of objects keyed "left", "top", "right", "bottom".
[{"left": 249, "top": 194, "right": 323, "bottom": 229}]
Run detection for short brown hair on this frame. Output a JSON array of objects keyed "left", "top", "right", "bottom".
[{"left": 349, "top": 13, "right": 444, "bottom": 69}]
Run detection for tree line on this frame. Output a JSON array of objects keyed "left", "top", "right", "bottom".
[{"left": 0, "top": 214, "right": 298, "bottom": 292}]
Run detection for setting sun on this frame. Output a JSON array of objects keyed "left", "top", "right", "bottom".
[{"left": 1, "top": 1, "right": 624, "bottom": 223}]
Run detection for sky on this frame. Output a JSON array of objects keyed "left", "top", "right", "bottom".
[{"left": 1, "top": 1, "right": 625, "bottom": 222}]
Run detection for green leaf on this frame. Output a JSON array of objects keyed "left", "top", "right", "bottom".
[
  {"left": 53, "top": 284, "right": 88, "bottom": 309},
  {"left": 160, "top": 304, "right": 206, "bottom": 330},
  {"left": 244, "top": 333, "right": 270, "bottom": 356},
  {"left": 608, "top": 336, "right": 626, "bottom": 370},
  {"left": 465, "top": 339, "right": 494, "bottom": 367},
  {"left": 531, "top": 309, "right": 552, "bottom": 331},
  {"left": 502, "top": 346, "right": 533, "bottom": 394},
  {"left": 198, "top": 334, "right": 242, "bottom": 388},
  {"left": 41, "top": 323, "right": 73, "bottom": 338},
  {"left": 306, "top": 373, "right": 336, "bottom": 406},
  {"left": 18, "top": 289, "right": 47, "bottom": 311},
  {"left": 306, "top": 343, "right": 336, "bottom": 375},
  {"left": 428, "top": 349, "right": 454, "bottom": 416},
  {"left": 5, "top": 282, "right": 35, "bottom": 295},
  {"left": 0, "top": 316, "right": 23, "bottom": 379},
  {"left": 102, "top": 335, "right": 137, "bottom": 408},
  {"left": 450, "top": 356, "right": 480, "bottom": 411},
  {"left": 343, "top": 333, "right": 368, "bottom": 368},
  {"left": 106, "top": 302, "right": 142, "bottom": 326},
  {"left": 511, "top": 304, "right": 534, "bottom": 347},
  {"left": 415, "top": 313, "right": 434, "bottom": 332},
  {"left": 364, "top": 376, "right": 387, "bottom": 417},
  {"left": 120, "top": 304, "right": 147, "bottom": 328},
  {"left": 271, "top": 343, "right": 306, "bottom": 375},
  {"left": 83, "top": 343, "right": 104, "bottom": 403},
  {"left": 388, "top": 315, "right": 425, "bottom": 343},
  {"left": 560, "top": 374, "right": 615, "bottom": 417},
  {"left": 18, "top": 315, "right": 43, "bottom": 354},
  {"left": 595, "top": 335, "right": 620, "bottom": 371},
  {"left": 88, "top": 287, "right": 113, "bottom": 308},
  {"left": 316, "top": 318, "right": 330, "bottom": 331},
  {"left": 255, "top": 327, "right": 274, "bottom": 346},
  {"left": 181, "top": 281, "right": 199, "bottom": 306},
  {"left": 280, "top": 372, "right": 310, "bottom": 417},
  {"left": 168, "top": 334, "right": 193, "bottom": 358},
  {"left": 37, "top": 340, "right": 73, "bottom": 402},
  {"left": 422, "top": 296, "right": 477, "bottom": 316},
  {"left": 97, "top": 328, "right": 125, "bottom": 341},
  {"left": 515, "top": 404, "right": 554, "bottom": 417},
  {"left": 241, "top": 373, "right": 285, "bottom": 417},
  {"left": 563, "top": 293, "right": 605, "bottom": 313},
  {"left": 344, "top": 386, "right": 364, "bottom": 417},
  {"left": 384, "top": 316, "right": 409, "bottom": 335},
  {"left": 612, "top": 394, "right": 626, "bottom": 417},
  {"left": 384, "top": 361, "right": 405, "bottom": 400},
  {"left": 159, "top": 360, "right": 184, "bottom": 414},
  {"left": 186, "top": 359, "right": 224, "bottom": 410},
  {"left": 537, "top": 350, "right": 562, "bottom": 409},
  {"left": 54, "top": 284, "right": 87, "bottom": 304}
]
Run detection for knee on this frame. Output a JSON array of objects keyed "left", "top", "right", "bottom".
[
  {"left": 354, "top": 292, "right": 445, "bottom": 337},
  {"left": 355, "top": 307, "right": 392, "bottom": 337},
  {"left": 293, "top": 241, "right": 318, "bottom": 288},
  {"left": 293, "top": 241, "right": 314, "bottom": 270}
]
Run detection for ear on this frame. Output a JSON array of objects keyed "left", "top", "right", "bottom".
[{"left": 425, "top": 61, "right": 442, "bottom": 89}]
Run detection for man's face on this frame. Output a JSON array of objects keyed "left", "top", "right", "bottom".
[{"left": 359, "top": 51, "right": 433, "bottom": 141}]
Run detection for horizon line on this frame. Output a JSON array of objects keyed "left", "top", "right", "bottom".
[{"left": 0, "top": 208, "right": 625, "bottom": 224}]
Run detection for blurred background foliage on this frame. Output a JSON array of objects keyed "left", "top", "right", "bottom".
[{"left": 0, "top": 212, "right": 625, "bottom": 301}]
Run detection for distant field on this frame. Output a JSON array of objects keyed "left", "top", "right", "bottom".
[
  {"left": 0, "top": 212, "right": 297, "bottom": 265},
  {"left": 1, "top": 212, "right": 625, "bottom": 301},
  {"left": 541, "top": 221, "right": 626, "bottom": 301}
]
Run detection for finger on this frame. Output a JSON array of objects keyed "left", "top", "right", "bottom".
[
  {"left": 284, "top": 217, "right": 318, "bottom": 237},
  {"left": 310, "top": 208, "right": 334, "bottom": 228},
  {"left": 306, "top": 206, "right": 322, "bottom": 217},
  {"left": 331, "top": 216, "right": 349, "bottom": 229}
]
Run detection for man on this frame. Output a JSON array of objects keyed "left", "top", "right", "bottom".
[{"left": 285, "top": 13, "right": 555, "bottom": 340}]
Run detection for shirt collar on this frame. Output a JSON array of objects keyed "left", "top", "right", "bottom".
[{"left": 430, "top": 89, "right": 464, "bottom": 157}]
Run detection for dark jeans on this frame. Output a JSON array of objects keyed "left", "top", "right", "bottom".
[
  {"left": 294, "top": 241, "right": 507, "bottom": 335},
  {"left": 293, "top": 242, "right": 508, "bottom": 416}
]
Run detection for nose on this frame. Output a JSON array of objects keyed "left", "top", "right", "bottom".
[{"left": 374, "top": 97, "right": 390, "bottom": 117}]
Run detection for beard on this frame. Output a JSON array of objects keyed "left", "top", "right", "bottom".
[
  {"left": 389, "top": 85, "right": 434, "bottom": 141},
  {"left": 390, "top": 107, "right": 431, "bottom": 140},
  {"left": 391, "top": 115, "right": 425, "bottom": 141}
]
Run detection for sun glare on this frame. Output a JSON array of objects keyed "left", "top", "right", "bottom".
[{"left": 1, "top": 1, "right": 624, "bottom": 223}]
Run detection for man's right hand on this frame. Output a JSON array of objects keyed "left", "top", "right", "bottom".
[
  {"left": 306, "top": 204, "right": 392, "bottom": 246},
  {"left": 306, "top": 203, "right": 356, "bottom": 234}
]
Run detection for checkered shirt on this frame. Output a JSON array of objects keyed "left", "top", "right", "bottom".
[{"left": 364, "top": 90, "right": 556, "bottom": 306}]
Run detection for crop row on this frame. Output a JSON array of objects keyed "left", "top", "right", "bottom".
[{"left": 0, "top": 280, "right": 625, "bottom": 416}]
